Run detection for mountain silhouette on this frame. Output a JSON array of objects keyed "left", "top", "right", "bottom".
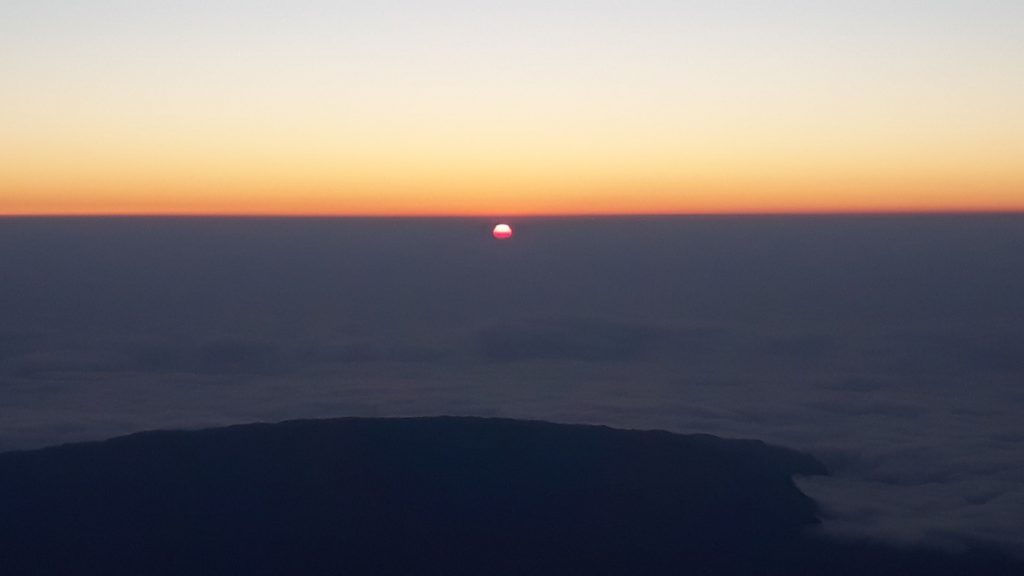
[{"left": 0, "top": 416, "right": 1019, "bottom": 575}]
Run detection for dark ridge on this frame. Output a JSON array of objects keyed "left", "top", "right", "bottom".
[{"left": 0, "top": 416, "right": 1019, "bottom": 575}]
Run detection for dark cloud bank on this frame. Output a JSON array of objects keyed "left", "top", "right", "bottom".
[{"left": 2, "top": 215, "right": 1023, "bottom": 565}]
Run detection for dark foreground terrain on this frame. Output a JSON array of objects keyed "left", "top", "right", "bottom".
[{"left": 0, "top": 417, "right": 1019, "bottom": 575}]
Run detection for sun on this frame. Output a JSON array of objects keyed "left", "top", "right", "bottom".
[{"left": 492, "top": 223, "right": 513, "bottom": 239}]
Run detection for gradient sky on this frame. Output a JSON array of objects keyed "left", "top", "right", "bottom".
[{"left": 2, "top": 1, "right": 1022, "bottom": 215}]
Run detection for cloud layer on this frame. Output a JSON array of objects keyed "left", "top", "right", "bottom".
[{"left": 2, "top": 215, "right": 1023, "bottom": 555}]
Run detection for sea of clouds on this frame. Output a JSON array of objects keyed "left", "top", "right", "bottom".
[{"left": 2, "top": 215, "right": 1022, "bottom": 554}]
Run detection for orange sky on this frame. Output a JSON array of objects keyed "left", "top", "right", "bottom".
[{"left": 2, "top": 2, "right": 1022, "bottom": 216}]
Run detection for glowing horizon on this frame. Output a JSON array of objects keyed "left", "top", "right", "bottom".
[{"left": 2, "top": 1, "right": 1022, "bottom": 216}]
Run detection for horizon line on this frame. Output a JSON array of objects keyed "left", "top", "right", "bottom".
[{"left": 3, "top": 209, "right": 1024, "bottom": 219}]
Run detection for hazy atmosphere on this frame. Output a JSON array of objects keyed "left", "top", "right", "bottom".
[
  {"left": 3, "top": 2, "right": 1024, "bottom": 572},
  {"left": 3, "top": 216, "right": 1023, "bottom": 555}
]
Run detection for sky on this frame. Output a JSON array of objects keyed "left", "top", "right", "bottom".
[{"left": 2, "top": 1, "right": 1022, "bottom": 215}]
